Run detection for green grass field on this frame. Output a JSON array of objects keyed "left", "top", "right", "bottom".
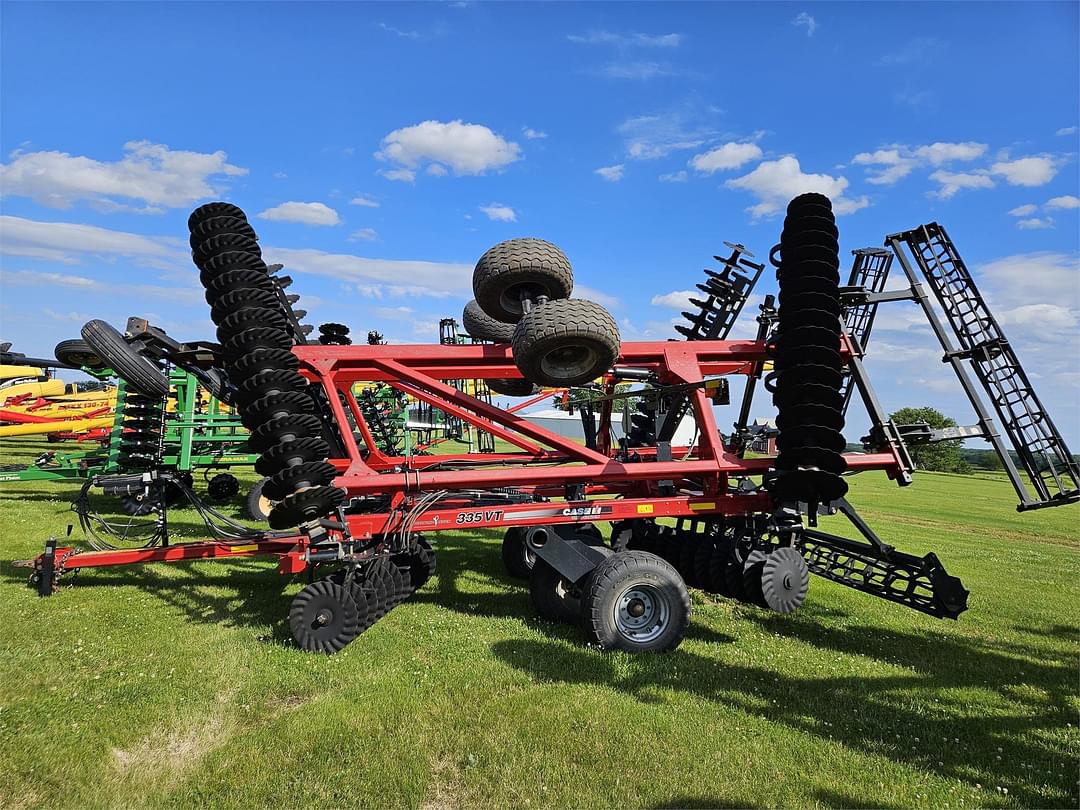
[{"left": 0, "top": 436, "right": 1077, "bottom": 808}]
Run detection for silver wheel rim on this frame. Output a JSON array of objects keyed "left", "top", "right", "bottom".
[
  {"left": 613, "top": 583, "right": 668, "bottom": 643},
  {"left": 540, "top": 343, "right": 598, "bottom": 379}
]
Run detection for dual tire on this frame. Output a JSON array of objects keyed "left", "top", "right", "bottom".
[
  {"left": 523, "top": 535, "right": 691, "bottom": 653},
  {"left": 468, "top": 239, "right": 621, "bottom": 389}
]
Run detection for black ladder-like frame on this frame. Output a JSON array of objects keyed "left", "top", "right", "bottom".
[{"left": 887, "top": 223, "right": 1080, "bottom": 511}]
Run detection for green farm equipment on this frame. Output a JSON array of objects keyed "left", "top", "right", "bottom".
[{"left": 0, "top": 366, "right": 258, "bottom": 512}]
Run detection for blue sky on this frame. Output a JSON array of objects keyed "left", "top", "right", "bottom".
[{"left": 1, "top": 1, "right": 1078, "bottom": 447}]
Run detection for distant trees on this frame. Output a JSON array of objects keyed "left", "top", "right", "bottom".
[{"left": 889, "top": 406, "right": 971, "bottom": 474}]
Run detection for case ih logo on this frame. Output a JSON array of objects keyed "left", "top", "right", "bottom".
[{"left": 561, "top": 505, "right": 605, "bottom": 517}]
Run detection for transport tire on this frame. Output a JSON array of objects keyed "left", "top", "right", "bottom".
[
  {"left": 528, "top": 558, "right": 582, "bottom": 624},
  {"left": 289, "top": 580, "right": 360, "bottom": 654},
  {"left": 462, "top": 299, "right": 515, "bottom": 342},
  {"left": 511, "top": 299, "right": 620, "bottom": 387},
  {"left": 80, "top": 319, "right": 169, "bottom": 397},
  {"left": 473, "top": 238, "right": 573, "bottom": 323},
  {"left": 582, "top": 550, "right": 690, "bottom": 653},
  {"left": 246, "top": 477, "right": 274, "bottom": 521},
  {"left": 53, "top": 339, "right": 108, "bottom": 370},
  {"left": 487, "top": 378, "right": 541, "bottom": 397},
  {"left": 502, "top": 527, "right": 535, "bottom": 580}
]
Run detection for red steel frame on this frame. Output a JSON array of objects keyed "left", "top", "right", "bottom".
[{"left": 26, "top": 337, "right": 907, "bottom": 579}]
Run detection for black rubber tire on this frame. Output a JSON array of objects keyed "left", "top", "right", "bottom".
[
  {"left": 473, "top": 238, "right": 574, "bottom": 323},
  {"left": 501, "top": 527, "right": 534, "bottom": 580},
  {"left": 288, "top": 580, "right": 360, "bottom": 654},
  {"left": 462, "top": 299, "right": 515, "bottom": 342},
  {"left": 487, "top": 378, "right": 541, "bottom": 397},
  {"left": 53, "top": 339, "right": 108, "bottom": 370},
  {"left": 80, "top": 320, "right": 169, "bottom": 397},
  {"left": 246, "top": 477, "right": 274, "bottom": 522},
  {"left": 528, "top": 558, "right": 582, "bottom": 624},
  {"left": 511, "top": 299, "right": 620, "bottom": 387},
  {"left": 206, "top": 472, "right": 240, "bottom": 503},
  {"left": 581, "top": 550, "right": 691, "bottom": 653}
]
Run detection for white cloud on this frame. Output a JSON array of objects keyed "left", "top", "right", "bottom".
[
  {"left": 0, "top": 215, "right": 184, "bottom": 268},
  {"left": 726, "top": 156, "right": 869, "bottom": 219},
  {"left": 651, "top": 290, "right": 697, "bottom": 309},
  {"left": 1055, "top": 126, "right": 1077, "bottom": 136},
  {"left": 263, "top": 246, "right": 472, "bottom": 298},
  {"left": 376, "top": 120, "right": 521, "bottom": 176},
  {"left": 1016, "top": 216, "right": 1055, "bottom": 230},
  {"left": 618, "top": 112, "right": 713, "bottom": 160},
  {"left": 0, "top": 141, "right": 246, "bottom": 210},
  {"left": 479, "top": 203, "right": 517, "bottom": 222},
  {"left": 567, "top": 31, "right": 682, "bottom": 47},
  {"left": 381, "top": 167, "right": 416, "bottom": 183},
  {"left": 595, "top": 164, "right": 625, "bottom": 182},
  {"left": 659, "top": 171, "right": 688, "bottom": 183},
  {"left": 426, "top": 163, "right": 449, "bottom": 177},
  {"left": 257, "top": 201, "right": 341, "bottom": 226},
  {"left": 990, "top": 156, "right": 1057, "bottom": 187},
  {"left": 522, "top": 127, "right": 548, "bottom": 140},
  {"left": 350, "top": 194, "right": 379, "bottom": 208},
  {"left": 997, "top": 303, "right": 1076, "bottom": 330},
  {"left": 1046, "top": 195, "right": 1080, "bottom": 210},
  {"left": 1007, "top": 204, "right": 1038, "bottom": 217},
  {"left": 348, "top": 228, "right": 379, "bottom": 241},
  {"left": 374, "top": 305, "right": 415, "bottom": 320},
  {"left": 928, "top": 169, "right": 994, "bottom": 199},
  {"left": 791, "top": 12, "right": 816, "bottom": 37},
  {"left": 978, "top": 252, "right": 1079, "bottom": 307},
  {"left": 600, "top": 62, "right": 675, "bottom": 80},
  {"left": 690, "top": 142, "right": 763, "bottom": 174},
  {"left": 914, "top": 142, "right": 987, "bottom": 165},
  {"left": 573, "top": 284, "right": 620, "bottom": 309},
  {"left": 851, "top": 142, "right": 986, "bottom": 185}
]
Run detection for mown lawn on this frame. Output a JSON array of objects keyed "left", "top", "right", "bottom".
[{"left": 0, "top": 436, "right": 1077, "bottom": 808}]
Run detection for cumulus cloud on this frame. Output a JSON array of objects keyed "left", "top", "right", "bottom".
[
  {"left": 1055, "top": 126, "right": 1077, "bottom": 136},
  {"left": 1045, "top": 195, "right": 1080, "bottom": 210},
  {"left": 376, "top": 120, "right": 521, "bottom": 176},
  {"left": 479, "top": 203, "right": 517, "bottom": 222},
  {"left": 595, "top": 164, "right": 625, "bottom": 182},
  {"left": 1016, "top": 217, "right": 1055, "bottom": 230},
  {"left": 990, "top": 155, "right": 1058, "bottom": 187},
  {"left": 522, "top": 127, "right": 548, "bottom": 140},
  {"left": 851, "top": 141, "right": 986, "bottom": 185},
  {"left": 690, "top": 142, "right": 763, "bottom": 174},
  {"left": 567, "top": 31, "right": 682, "bottom": 47},
  {"left": 726, "top": 156, "right": 869, "bottom": 219},
  {"left": 257, "top": 201, "right": 341, "bottom": 226},
  {"left": 791, "top": 12, "right": 816, "bottom": 37},
  {"left": 0, "top": 141, "right": 246, "bottom": 210},
  {"left": 651, "top": 290, "right": 697, "bottom": 309},
  {"left": 1008, "top": 204, "right": 1038, "bottom": 217},
  {"left": 348, "top": 228, "right": 378, "bottom": 241},
  {"left": 350, "top": 194, "right": 379, "bottom": 208},
  {"left": 928, "top": 169, "right": 994, "bottom": 199},
  {"left": 382, "top": 168, "right": 416, "bottom": 183}
]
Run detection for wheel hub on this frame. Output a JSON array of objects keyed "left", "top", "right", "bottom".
[{"left": 614, "top": 585, "right": 668, "bottom": 642}]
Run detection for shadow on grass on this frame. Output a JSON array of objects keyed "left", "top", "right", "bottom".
[{"left": 491, "top": 617, "right": 1076, "bottom": 808}]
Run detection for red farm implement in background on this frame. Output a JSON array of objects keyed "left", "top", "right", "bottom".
[{"left": 17, "top": 195, "right": 1078, "bottom": 655}]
